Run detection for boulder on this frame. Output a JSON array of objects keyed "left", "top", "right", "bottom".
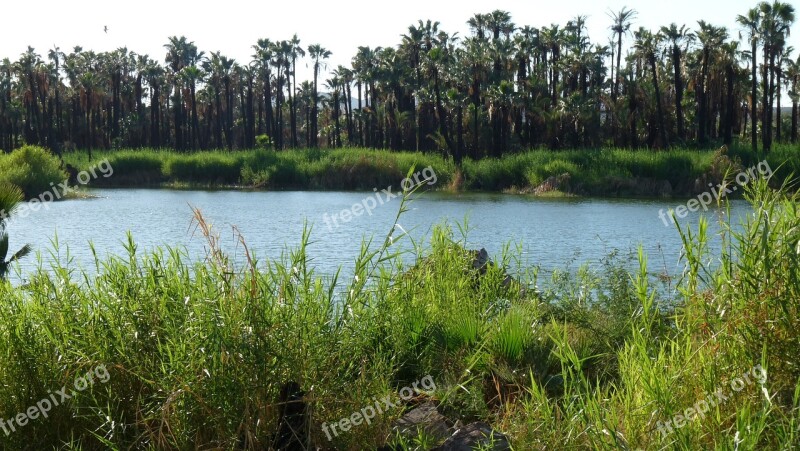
[
  {"left": 533, "top": 172, "right": 571, "bottom": 195},
  {"left": 470, "top": 248, "right": 521, "bottom": 293},
  {"left": 435, "top": 422, "right": 511, "bottom": 451},
  {"left": 392, "top": 401, "right": 454, "bottom": 443}
]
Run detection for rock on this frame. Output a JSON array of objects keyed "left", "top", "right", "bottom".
[
  {"left": 64, "top": 164, "right": 80, "bottom": 185},
  {"left": 657, "top": 180, "right": 673, "bottom": 197},
  {"left": 471, "top": 248, "right": 492, "bottom": 273},
  {"left": 533, "top": 172, "right": 571, "bottom": 195},
  {"left": 470, "top": 248, "right": 522, "bottom": 294},
  {"left": 392, "top": 401, "right": 454, "bottom": 443},
  {"left": 436, "top": 422, "right": 511, "bottom": 451}
]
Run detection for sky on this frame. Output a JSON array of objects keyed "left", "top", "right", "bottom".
[{"left": 1, "top": 0, "right": 797, "bottom": 83}]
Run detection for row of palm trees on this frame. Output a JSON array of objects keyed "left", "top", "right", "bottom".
[{"left": 0, "top": 1, "right": 796, "bottom": 160}]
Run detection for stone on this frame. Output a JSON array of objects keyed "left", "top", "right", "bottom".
[
  {"left": 392, "top": 401, "right": 453, "bottom": 443},
  {"left": 436, "top": 422, "right": 511, "bottom": 451}
]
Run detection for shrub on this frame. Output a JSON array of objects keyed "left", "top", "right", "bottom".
[
  {"left": 255, "top": 134, "right": 273, "bottom": 150},
  {"left": 0, "top": 145, "right": 67, "bottom": 199}
]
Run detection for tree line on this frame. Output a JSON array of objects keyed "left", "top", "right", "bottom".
[{"left": 0, "top": 1, "right": 797, "bottom": 162}]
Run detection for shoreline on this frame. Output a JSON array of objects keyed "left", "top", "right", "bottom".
[{"left": 60, "top": 145, "right": 797, "bottom": 199}]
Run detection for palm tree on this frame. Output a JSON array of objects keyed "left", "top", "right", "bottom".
[
  {"left": 333, "top": 65, "right": 354, "bottom": 144},
  {"left": 252, "top": 39, "right": 276, "bottom": 144},
  {"left": 0, "top": 58, "right": 13, "bottom": 152},
  {"left": 221, "top": 56, "right": 237, "bottom": 150},
  {"left": 736, "top": 8, "right": 761, "bottom": 152},
  {"left": 609, "top": 7, "right": 637, "bottom": 102},
  {"left": 308, "top": 44, "right": 331, "bottom": 148},
  {"left": 787, "top": 55, "right": 799, "bottom": 142},
  {"left": 180, "top": 65, "right": 205, "bottom": 149},
  {"left": 634, "top": 28, "right": 668, "bottom": 147},
  {"left": 143, "top": 58, "right": 164, "bottom": 147},
  {"left": 288, "top": 34, "right": 304, "bottom": 148},
  {"left": 486, "top": 10, "right": 514, "bottom": 41},
  {"left": 201, "top": 52, "right": 224, "bottom": 148},
  {"left": 719, "top": 41, "right": 741, "bottom": 145},
  {"left": 467, "top": 13, "right": 488, "bottom": 40},
  {"left": 401, "top": 22, "right": 427, "bottom": 151},
  {"left": 695, "top": 21, "right": 728, "bottom": 145},
  {"left": 737, "top": 7, "right": 762, "bottom": 151},
  {"left": 462, "top": 37, "right": 490, "bottom": 155},
  {"left": 0, "top": 183, "right": 31, "bottom": 280},
  {"left": 424, "top": 30, "right": 456, "bottom": 155},
  {"left": 47, "top": 46, "right": 64, "bottom": 152},
  {"left": 165, "top": 36, "right": 200, "bottom": 150},
  {"left": 271, "top": 42, "right": 288, "bottom": 149},
  {"left": 776, "top": 46, "right": 794, "bottom": 141},
  {"left": 79, "top": 59, "right": 100, "bottom": 158},
  {"left": 759, "top": 1, "right": 795, "bottom": 152},
  {"left": 325, "top": 75, "right": 342, "bottom": 147},
  {"left": 660, "top": 23, "right": 692, "bottom": 142},
  {"left": 16, "top": 47, "right": 43, "bottom": 146}
]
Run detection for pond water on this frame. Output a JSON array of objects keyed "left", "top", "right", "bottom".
[{"left": 5, "top": 189, "right": 749, "bottom": 283}]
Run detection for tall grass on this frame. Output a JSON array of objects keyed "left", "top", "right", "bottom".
[
  {"left": 0, "top": 177, "right": 797, "bottom": 449},
  {"left": 62, "top": 145, "right": 797, "bottom": 195}
]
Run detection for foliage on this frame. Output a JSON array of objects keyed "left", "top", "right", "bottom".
[
  {"left": 0, "top": 181, "right": 798, "bottom": 448},
  {"left": 0, "top": 145, "right": 67, "bottom": 199},
  {"left": 61, "top": 145, "right": 793, "bottom": 196},
  {"left": 0, "top": 183, "right": 31, "bottom": 280},
  {"left": 0, "top": 5, "right": 796, "bottom": 156}
]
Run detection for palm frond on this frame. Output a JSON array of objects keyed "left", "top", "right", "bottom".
[{"left": 0, "top": 183, "right": 24, "bottom": 223}]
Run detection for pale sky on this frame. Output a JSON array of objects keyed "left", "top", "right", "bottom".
[{"left": 2, "top": 0, "right": 797, "bottom": 83}]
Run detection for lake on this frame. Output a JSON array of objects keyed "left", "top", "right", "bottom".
[{"left": 5, "top": 189, "right": 749, "bottom": 283}]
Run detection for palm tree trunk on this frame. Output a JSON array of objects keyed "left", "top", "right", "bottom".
[
  {"left": 356, "top": 81, "right": 363, "bottom": 146},
  {"left": 792, "top": 74, "right": 798, "bottom": 143},
  {"left": 432, "top": 67, "right": 454, "bottom": 154},
  {"left": 344, "top": 82, "right": 353, "bottom": 145},
  {"left": 776, "top": 61, "right": 782, "bottom": 143},
  {"left": 247, "top": 77, "right": 255, "bottom": 149},
  {"left": 225, "top": 77, "right": 233, "bottom": 150},
  {"left": 766, "top": 50, "right": 776, "bottom": 151},
  {"left": 291, "top": 60, "right": 298, "bottom": 148},
  {"left": 456, "top": 104, "right": 463, "bottom": 164},
  {"left": 614, "top": 33, "right": 622, "bottom": 102},
  {"left": 151, "top": 84, "right": 161, "bottom": 147},
  {"left": 762, "top": 45, "right": 771, "bottom": 152},
  {"left": 334, "top": 93, "right": 341, "bottom": 147},
  {"left": 312, "top": 62, "right": 319, "bottom": 148},
  {"left": 112, "top": 71, "right": 121, "bottom": 141},
  {"left": 750, "top": 40, "right": 758, "bottom": 152},
  {"left": 650, "top": 54, "right": 668, "bottom": 148},
  {"left": 191, "top": 83, "right": 200, "bottom": 150},
  {"left": 698, "top": 48, "right": 709, "bottom": 146},
  {"left": 725, "top": 63, "right": 735, "bottom": 145},
  {"left": 673, "top": 45, "right": 684, "bottom": 141}
]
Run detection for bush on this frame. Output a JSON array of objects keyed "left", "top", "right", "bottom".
[
  {"left": 0, "top": 145, "right": 67, "bottom": 199},
  {"left": 255, "top": 134, "right": 273, "bottom": 150}
]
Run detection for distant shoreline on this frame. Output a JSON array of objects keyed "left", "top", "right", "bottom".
[{"left": 59, "top": 145, "right": 798, "bottom": 199}]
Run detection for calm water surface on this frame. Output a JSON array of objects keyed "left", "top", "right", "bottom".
[{"left": 6, "top": 189, "right": 749, "bottom": 282}]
